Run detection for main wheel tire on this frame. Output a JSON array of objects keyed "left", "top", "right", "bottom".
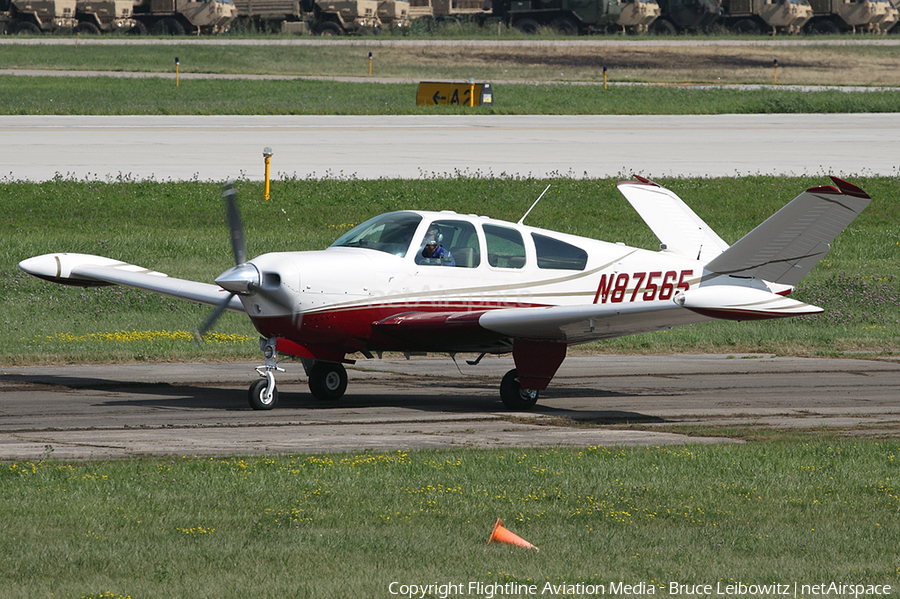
[
  {"left": 731, "top": 18, "right": 760, "bottom": 34},
  {"left": 15, "top": 21, "right": 42, "bottom": 35},
  {"left": 152, "top": 17, "right": 185, "bottom": 35},
  {"left": 805, "top": 18, "right": 840, "bottom": 34},
  {"left": 513, "top": 18, "right": 541, "bottom": 33},
  {"left": 248, "top": 378, "right": 278, "bottom": 410},
  {"left": 550, "top": 17, "right": 578, "bottom": 35},
  {"left": 499, "top": 369, "right": 539, "bottom": 411},
  {"left": 316, "top": 21, "right": 344, "bottom": 35},
  {"left": 649, "top": 18, "right": 676, "bottom": 34},
  {"left": 75, "top": 21, "right": 101, "bottom": 35},
  {"left": 127, "top": 20, "right": 149, "bottom": 35},
  {"left": 308, "top": 362, "right": 348, "bottom": 401}
]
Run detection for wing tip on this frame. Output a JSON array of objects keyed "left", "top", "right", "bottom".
[
  {"left": 617, "top": 175, "right": 660, "bottom": 188},
  {"left": 807, "top": 176, "right": 870, "bottom": 199}
]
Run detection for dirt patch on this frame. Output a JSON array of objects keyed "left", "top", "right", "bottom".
[
  {"left": 474, "top": 49, "right": 795, "bottom": 69},
  {"left": 380, "top": 42, "right": 900, "bottom": 86}
]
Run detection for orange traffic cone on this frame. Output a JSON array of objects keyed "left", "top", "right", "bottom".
[{"left": 487, "top": 518, "right": 539, "bottom": 551}]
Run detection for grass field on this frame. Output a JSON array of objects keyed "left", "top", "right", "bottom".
[
  {"left": 2, "top": 38, "right": 900, "bottom": 116},
  {"left": 1, "top": 440, "right": 898, "bottom": 598},
  {"left": 4, "top": 75, "right": 900, "bottom": 115}
]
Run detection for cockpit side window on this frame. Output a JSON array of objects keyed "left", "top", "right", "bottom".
[
  {"left": 484, "top": 224, "right": 526, "bottom": 269},
  {"left": 415, "top": 220, "right": 481, "bottom": 268},
  {"left": 330, "top": 212, "right": 422, "bottom": 257},
  {"left": 532, "top": 233, "right": 588, "bottom": 271}
]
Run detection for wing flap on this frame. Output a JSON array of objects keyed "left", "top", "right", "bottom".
[{"left": 478, "top": 302, "right": 708, "bottom": 344}]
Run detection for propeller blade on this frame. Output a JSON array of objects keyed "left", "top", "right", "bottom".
[
  {"left": 223, "top": 181, "right": 247, "bottom": 266},
  {"left": 194, "top": 292, "right": 236, "bottom": 342},
  {"left": 196, "top": 182, "right": 251, "bottom": 343}
]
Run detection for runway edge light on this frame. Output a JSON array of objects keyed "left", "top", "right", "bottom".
[{"left": 263, "top": 147, "right": 273, "bottom": 201}]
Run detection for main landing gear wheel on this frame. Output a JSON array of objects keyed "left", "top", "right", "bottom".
[
  {"left": 308, "top": 362, "right": 348, "bottom": 401},
  {"left": 248, "top": 378, "right": 278, "bottom": 410},
  {"left": 499, "top": 369, "right": 539, "bottom": 411},
  {"left": 317, "top": 21, "right": 344, "bottom": 35},
  {"left": 513, "top": 18, "right": 541, "bottom": 33}
]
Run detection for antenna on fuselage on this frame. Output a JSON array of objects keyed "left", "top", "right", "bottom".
[{"left": 517, "top": 183, "right": 551, "bottom": 225}]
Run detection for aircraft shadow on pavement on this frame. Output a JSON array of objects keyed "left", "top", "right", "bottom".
[{"left": 2, "top": 373, "right": 661, "bottom": 423}]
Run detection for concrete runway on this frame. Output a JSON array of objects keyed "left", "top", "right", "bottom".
[
  {"left": 2, "top": 354, "right": 898, "bottom": 459},
  {"left": 3, "top": 113, "right": 899, "bottom": 182}
]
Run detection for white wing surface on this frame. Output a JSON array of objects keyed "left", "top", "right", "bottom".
[
  {"left": 478, "top": 301, "right": 708, "bottom": 344},
  {"left": 18, "top": 253, "right": 245, "bottom": 313}
]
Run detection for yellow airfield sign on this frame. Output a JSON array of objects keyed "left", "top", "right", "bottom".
[{"left": 416, "top": 81, "right": 494, "bottom": 107}]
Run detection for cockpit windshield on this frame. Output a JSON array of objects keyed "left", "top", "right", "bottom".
[{"left": 329, "top": 212, "right": 422, "bottom": 257}]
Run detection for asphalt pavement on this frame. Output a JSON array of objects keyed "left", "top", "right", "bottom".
[{"left": 2, "top": 354, "right": 898, "bottom": 459}]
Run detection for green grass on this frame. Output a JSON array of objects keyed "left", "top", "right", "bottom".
[
  {"left": 3, "top": 75, "right": 900, "bottom": 115},
  {"left": 1, "top": 440, "right": 897, "bottom": 597},
  {"left": 0, "top": 38, "right": 900, "bottom": 115},
  {"left": 3, "top": 175, "right": 899, "bottom": 365},
  {"left": 3, "top": 38, "right": 900, "bottom": 115}
]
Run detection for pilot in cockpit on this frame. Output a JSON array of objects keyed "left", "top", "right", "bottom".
[{"left": 416, "top": 224, "right": 455, "bottom": 266}]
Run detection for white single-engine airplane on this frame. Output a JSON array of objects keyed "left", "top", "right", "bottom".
[{"left": 19, "top": 176, "right": 870, "bottom": 411}]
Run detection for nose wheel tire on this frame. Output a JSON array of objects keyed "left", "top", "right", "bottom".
[
  {"left": 308, "top": 362, "right": 348, "bottom": 401},
  {"left": 249, "top": 378, "right": 278, "bottom": 410},
  {"left": 500, "top": 368, "right": 539, "bottom": 411}
]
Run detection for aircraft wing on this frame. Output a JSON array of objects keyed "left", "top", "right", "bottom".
[
  {"left": 617, "top": 177, "right": 729, "bottom": 262},
  {"left": 18, "top": 253, "right": 245, "bottom": 312},
  {"left": 478, "top": 282, "right": 829, "bottom": 343},
  {"left": 477, "top": 302, "right": 709, "bottom": 344},
  {"left": 374, "top": 302, "right": 708, "bottom": 349}
]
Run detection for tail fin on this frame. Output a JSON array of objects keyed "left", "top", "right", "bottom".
[
  {"left": 704, "top": 177, "right": 870, "bottom": 286},
  {"left": 617, "top": 176, "right": 729, "bottom": 262}
]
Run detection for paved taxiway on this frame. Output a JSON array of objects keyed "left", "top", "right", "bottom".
[
  {"left": 3, "top": 113, "right": 899, "bottom": 181},
  {"left": 2, "top": 355, "right": 898, "bottom": 459}
]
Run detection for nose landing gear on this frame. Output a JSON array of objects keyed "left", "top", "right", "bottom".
[
  {"left": 248, "top": 337, "right": 284, "bottom": 410},
  {"left": 247, "top": 337, "right": 351, "bottom": 409}
]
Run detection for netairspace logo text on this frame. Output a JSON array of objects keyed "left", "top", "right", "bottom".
[{"left": 388, "top": 580, "right": 894, "bottom": 599}]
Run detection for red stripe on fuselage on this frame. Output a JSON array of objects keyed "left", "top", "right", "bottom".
[{"left": 248, "top": 301, "right": 547, "bottom": 354}]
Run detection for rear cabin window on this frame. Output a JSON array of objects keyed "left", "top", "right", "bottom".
[
  {"left": 484, "top": 224, "right": 526, "bottom": 269},
  {"left": 532, "top": 233, "right": 588, "bottom": 271}
]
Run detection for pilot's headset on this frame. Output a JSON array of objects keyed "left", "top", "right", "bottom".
[{"left": 427, "top": 226, "right": 443, "bottom": 245}]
